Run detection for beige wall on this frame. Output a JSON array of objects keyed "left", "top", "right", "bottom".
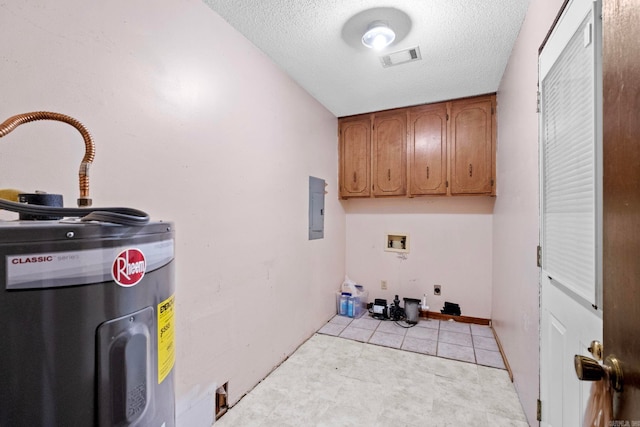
[
  {"left": 493, "top": 0, "right": 565, "bottom": 424},
  {"left": 344, "top": 197, "right": 494, "bottom": 318},
  {"left": 0, "top": 1, "right": 345, "bottom": 424}
]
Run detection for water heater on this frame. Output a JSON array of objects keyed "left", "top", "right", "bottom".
[
  {"left": 0, "top": 111, "right": 176, "bottom": 426},
  {"left": 0, "top": 221, "right": 175, "bottom": 426}
]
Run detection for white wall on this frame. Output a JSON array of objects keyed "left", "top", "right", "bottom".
[
  {"left": 493, "top": 0, "right": 565, "bottom": 424},
  {"left": 0, "top": 0, "right": 345, "bottom": 423},
  {"left": 345, "top": 197, "right": 494, "bottom": 318}
]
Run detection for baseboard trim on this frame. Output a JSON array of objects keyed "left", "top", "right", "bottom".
[
  {"left": 420, "top": 310, "right": 491, "bottom": 326},
  {"left": 492, "top": 328, "right": 514, "bottom": 381}
]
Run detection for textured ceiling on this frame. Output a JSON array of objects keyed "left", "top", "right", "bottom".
[{"left": 203, "top": 0, "right": 530, "bottom": 117}]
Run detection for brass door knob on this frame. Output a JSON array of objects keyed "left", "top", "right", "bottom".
[
  {"left": 575, "top": 355, "right": 605, "bottom": 381},
  {"left": 574, "top": 354, "right": 624, "bottom": 392}
]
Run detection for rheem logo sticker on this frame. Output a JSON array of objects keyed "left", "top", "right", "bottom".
[{"left": 112, "top": 248, "right": 146, "bottom": 287}]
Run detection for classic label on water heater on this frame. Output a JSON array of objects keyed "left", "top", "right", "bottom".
[
  {"left": 5, "top": 239, "right": 174, "bottom": 290},
  {"left": 157, "top": 294, "right": 175, "bottom": 384},
  {"left": 111, "top": 248, "right": 146, "bottom": 287}
]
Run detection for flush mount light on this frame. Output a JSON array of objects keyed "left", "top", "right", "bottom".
[
  {"left": 361, "top": 21, "right": 395, "bottom": 50},
  {"left": 342, "top": 8, "right": 410, "bottom": 51}
]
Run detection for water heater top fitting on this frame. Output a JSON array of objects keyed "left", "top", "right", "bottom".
[
  {"left": 0, "top": 111, "right": 95, "bottom": 207},
  {"left": 0, "top": 111, "right": 149, "bottom": 225}
]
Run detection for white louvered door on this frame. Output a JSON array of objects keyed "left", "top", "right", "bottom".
[{"left": 539, "top": 0, "right": 603, "bottom": 425}]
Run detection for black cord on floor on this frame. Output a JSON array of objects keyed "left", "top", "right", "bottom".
[{"left": 393, "top": 320, "right": 417, "bottom": 328}]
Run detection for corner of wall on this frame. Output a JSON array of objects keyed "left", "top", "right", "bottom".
[{"left": 492, "top": 0, "right": 566, "bottom": 423}]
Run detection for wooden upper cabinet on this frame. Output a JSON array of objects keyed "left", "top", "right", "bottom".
[
  {"left": 449, "top": 96, "right": 496, "bottom": 195},
  {"left": 408, "top": 103, "right": 448, "bottom": 195},
  {"left": 372, "top": 111, "right": 407, "bottom": 197},
  {"left": 337, "top": 94, "right": 496, "bottom": 199},
  {"left": 339, "top": 117, "right": 371, "bottom": 198}
]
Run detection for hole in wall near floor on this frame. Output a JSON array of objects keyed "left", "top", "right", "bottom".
[{"left": 215, "top": 382, "right": 228, "bottom": 420}]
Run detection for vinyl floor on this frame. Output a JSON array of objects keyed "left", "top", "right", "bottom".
[{"left": 215, "top": 331, "right": 528, "bottom": 426}]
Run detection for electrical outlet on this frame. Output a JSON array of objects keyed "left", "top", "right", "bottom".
[
  {"left": 381, "top": 280, "right": 387, "bottom": 290},
  {"left": 434, "top": 284, "right": 441, "bottom": 296}
]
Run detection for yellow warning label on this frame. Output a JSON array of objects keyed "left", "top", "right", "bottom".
[{"left": 158, "top": 294, "right": 175, "bottom": 384}]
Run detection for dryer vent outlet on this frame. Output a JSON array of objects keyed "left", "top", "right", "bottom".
[{"left": 216, "top": 382, "right": 228, "bottom": 419}]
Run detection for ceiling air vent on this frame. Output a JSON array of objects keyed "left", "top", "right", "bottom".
[{"left": 379, "top": 46, "right": 422, "bottom": 68}]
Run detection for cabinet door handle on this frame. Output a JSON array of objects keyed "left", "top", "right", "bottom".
[
  {"left": 387, "top": 169, "right": 391, "bottom": 181},
  {"left": 469, "top": 164, "right": 473, "bottom": 177},
  {"left": 353, "top": 172, "right": 356, "bottom": 183},
  {"left": 426, "top": 166, "right": 430, "bottom": 179}
]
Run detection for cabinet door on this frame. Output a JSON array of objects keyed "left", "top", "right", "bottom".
[
  {"left": 339, "top": 117, "right": 370, "bottom": 198},
  {"left": 450, "top": 97, "right": 495, "bottom": 194},
  {"left": 408, "top": 103, "right": 448, "bottom": 195},
  {"left": 372, "top": 112, "right": 406, "bottom": 196}
]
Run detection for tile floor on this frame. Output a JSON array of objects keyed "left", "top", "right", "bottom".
[
  {"left": 215, "top": 334, "right": 528, "bottom": 427},
  {"left": 318, "top": 315, "right": 506, "bottom": 370}
]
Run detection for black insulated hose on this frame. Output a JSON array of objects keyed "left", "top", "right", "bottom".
[{"left": 0, "top": 198, "right": 149, "bottom": 226}]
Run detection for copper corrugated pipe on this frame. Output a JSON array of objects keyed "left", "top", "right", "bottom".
[{"left": 0, "top": 111, "right": 95, "bottom": 207}]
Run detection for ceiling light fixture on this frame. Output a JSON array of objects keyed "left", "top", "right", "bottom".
[{"left": 361, "top": 21, "right": 395, "bottom": 50}]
